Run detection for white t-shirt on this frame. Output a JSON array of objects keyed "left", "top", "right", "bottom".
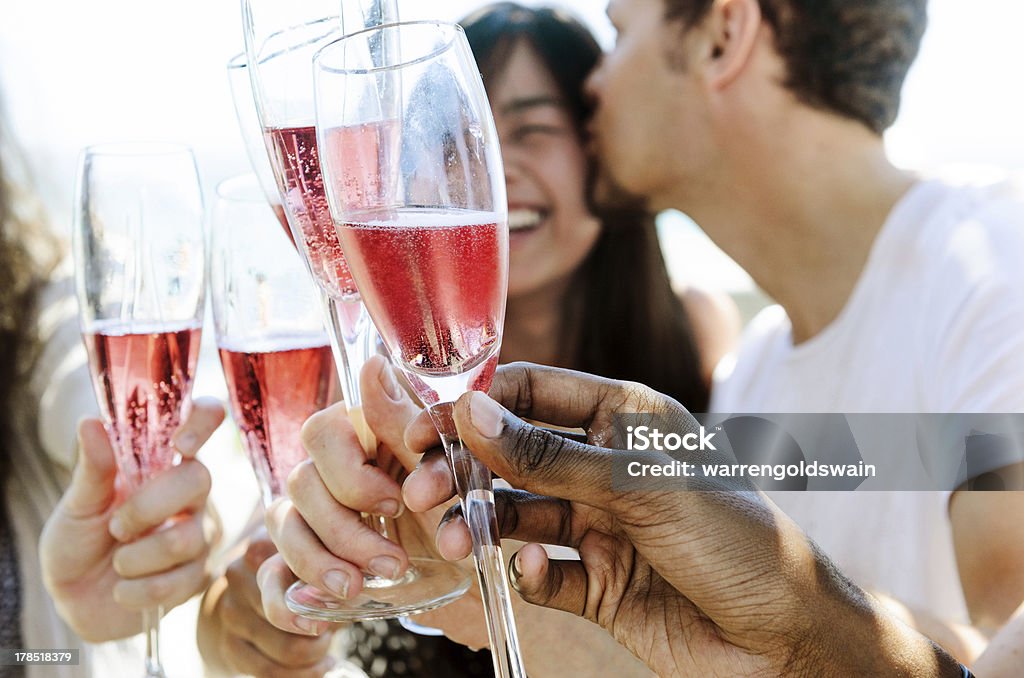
[{"left": 711, "top": 177, "right": 1024, "bottom": 625}]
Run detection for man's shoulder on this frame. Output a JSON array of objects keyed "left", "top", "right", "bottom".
[
  {"left": 903, "top": 178, "right": 1024, "bottom": 290},
  {"left": 915, "top": 177, "right": 1024, "bottom": 243}
]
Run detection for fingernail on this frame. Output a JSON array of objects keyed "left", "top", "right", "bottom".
[
  {"left": 323, "top": 570, "right": 350, "bottom": 599},
  {"left": 379, "top": 363, "right": 402, "bottom": 402},
  {"left": 374, "top": 499, "right": 402, "bottom": 518},
  {"left": 509, "top": 552, "right": 523, "bottom": 592},
  {"left": 435, "top": 513, "right": 466, "bottom": 560},
  {"left": 469, "top": 392, "right": 505, "bottom": 438},
  {"left": 109, "top": 516, "right": 127, "bottom": 541},
  {"left": 294, "top": 616, "right": 321, "bottom": 636},
  {"left": 437, "top": 505, "right": 464, "bottom": 531},
  {"left": 175, "top": 432, "right": 199, "bottom": 456},
  {"left": 368, "top": 556, "right": 402, "bottom": 580}
]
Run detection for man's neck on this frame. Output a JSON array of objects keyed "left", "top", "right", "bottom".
[{"left": 675, "top": 115, "right": 916, "bottom": 345}]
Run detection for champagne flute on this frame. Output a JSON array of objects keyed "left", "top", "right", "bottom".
[
  {"left": 314, "top": 22, "right": 525, "bottom": 677},
  {"left": 241, "top": 0, "right": 471, "bottom": 621},
  {"left": 210, "top": 174, "right": 338, "bottom": 507},
  {"left": 226, "top": 51, "right": 355, "bottom": 400},
  {"left": 72, "top": 143, "right": 206, "bottom": 678},
  {"left": 226, "top": 53, "right": 290, "bottom": 236},
  {"left": 228, "top": 45, "right": 451, "bottom": 643},
  {"left": 210, "top": 176, "right": 374, "bottom": 678}
]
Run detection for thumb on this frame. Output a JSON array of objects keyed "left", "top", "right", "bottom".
[
  {"left": 61, "top": 418, "right": 119, "bottom": 519},
  {"left": 452, "top": 391, "right": 620, "bottom": 509},
  {"left": 360, "top": 354, "right": 424, "bottom": 471}
]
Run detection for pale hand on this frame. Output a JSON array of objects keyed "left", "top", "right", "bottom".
[
  {"left": 199, "top": 528, "right": 336, "bottom": 678},
  {"left": 40, "top": 397, "right": 224, "bottom": 643},
  {"left": 259, "top": 355, "right": 485, "bottom": 643}
]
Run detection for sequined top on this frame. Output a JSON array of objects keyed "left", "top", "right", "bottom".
[
  {"left": 0, "top": 482, "right": 26, "bottom": 678},
  {"left": 343, "top": 619, "right": 493, "bottom": 677}
]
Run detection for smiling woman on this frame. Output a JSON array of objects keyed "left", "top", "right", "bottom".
[{"left": 466, "top": 2, "right": 738, "bottom": 404}]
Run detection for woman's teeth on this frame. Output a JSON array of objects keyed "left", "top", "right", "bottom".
[{"left": 508, "top": 208, "right": 544, "bottom": 231}]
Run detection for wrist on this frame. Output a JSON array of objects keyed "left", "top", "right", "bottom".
[{"left": 792, "top": 586, "right": 965, "bottom": 677}]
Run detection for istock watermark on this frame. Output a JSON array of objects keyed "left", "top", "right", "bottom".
[
  {"left": 625, "top": 425, "right": 717, "bottom": 452},
  {"left": 609, "top": 413, "right": 1024, "bottom": 492}
]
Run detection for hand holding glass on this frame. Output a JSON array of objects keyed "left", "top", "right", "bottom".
[
  {"left": 72, "top": 143, "right": 206, "bottom": 678},
  {"left": 241, "top": 1, "right": 470, "bottom": 621},
  {"left": 314, "top": 22, "right": 525, "bottom": 677}
]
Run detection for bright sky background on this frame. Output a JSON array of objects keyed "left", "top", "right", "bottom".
[{"left": 2, "top": 0, "right": 1022, "bottom": 290}]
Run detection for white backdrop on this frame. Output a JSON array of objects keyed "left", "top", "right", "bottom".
[{"left": 1, "top": 0, "right": 1021, "bottom": 237}]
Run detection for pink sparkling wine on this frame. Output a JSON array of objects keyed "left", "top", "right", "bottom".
[
  {"left": 337, "top": 208, "right": 506, "bottom": 404},
  {"left": 265, "top": 125, "right": 358, "bottom": 298},
  {"left": 82, "top": 322, "right": 202, "bottom": 489},
  {"left": 218, "top": 337, "right": 337, "bottom": 506}
]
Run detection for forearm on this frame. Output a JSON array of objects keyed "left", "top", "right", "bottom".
[
  {"left": 969, "top": 599, "right": 1024, "bottom": 677},
  {"left": 951, "top": 487, "right": 1024, "bottom": 629},
  {"left": 733, "top": 503, "right": 967, "bottom": 677},
  {"left": 748, "top": 499, "right": 967, "bottom": 676}
]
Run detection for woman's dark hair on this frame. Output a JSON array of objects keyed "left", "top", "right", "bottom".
[
  {"left": 462, "top": 2, "right": 709, "bottom": 411},
  {"left": 0, "top": 103, "right": 58, "bottom": 480}
]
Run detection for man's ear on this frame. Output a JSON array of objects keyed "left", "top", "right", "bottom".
[{"left": 701, "top": 0, "right": 763, "bottom": 89}]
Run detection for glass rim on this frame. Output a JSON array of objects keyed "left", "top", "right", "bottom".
[
  {"left": 227, "top": 51, "right": 247, "bottom": 69},
  {"left": 314, "top": 20, "right": 463, "bottom": 76},
  {"left": 82, "top": 141, "right": 195, "bottom": 158},
  {"left": 215, "top": 174, "right": 267, "bottom": 203},
  {"left": 252, "top": 15, "right": 340, "bottom": 67}
]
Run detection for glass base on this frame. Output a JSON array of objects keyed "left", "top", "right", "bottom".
[
  {"left": 286, "top": 557, "right": 471, "bottom": 622},
  {"left": 398, "top": 616, "right": 446, "bottom": 636}
]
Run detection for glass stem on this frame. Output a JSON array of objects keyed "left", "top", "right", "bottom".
[
  {"left": 143, "top": 606, "right": 165, "bottom": 678},
  {"left": 321, "top": 293, "right": 402, "bottom": 554},
  {"left": 432, "top": 404, "right": 526, "bottom": 678}
]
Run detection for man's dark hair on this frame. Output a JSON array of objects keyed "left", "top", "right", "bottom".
[{"left": 665, "top": 0, "right": 928, "bottom": 134}]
